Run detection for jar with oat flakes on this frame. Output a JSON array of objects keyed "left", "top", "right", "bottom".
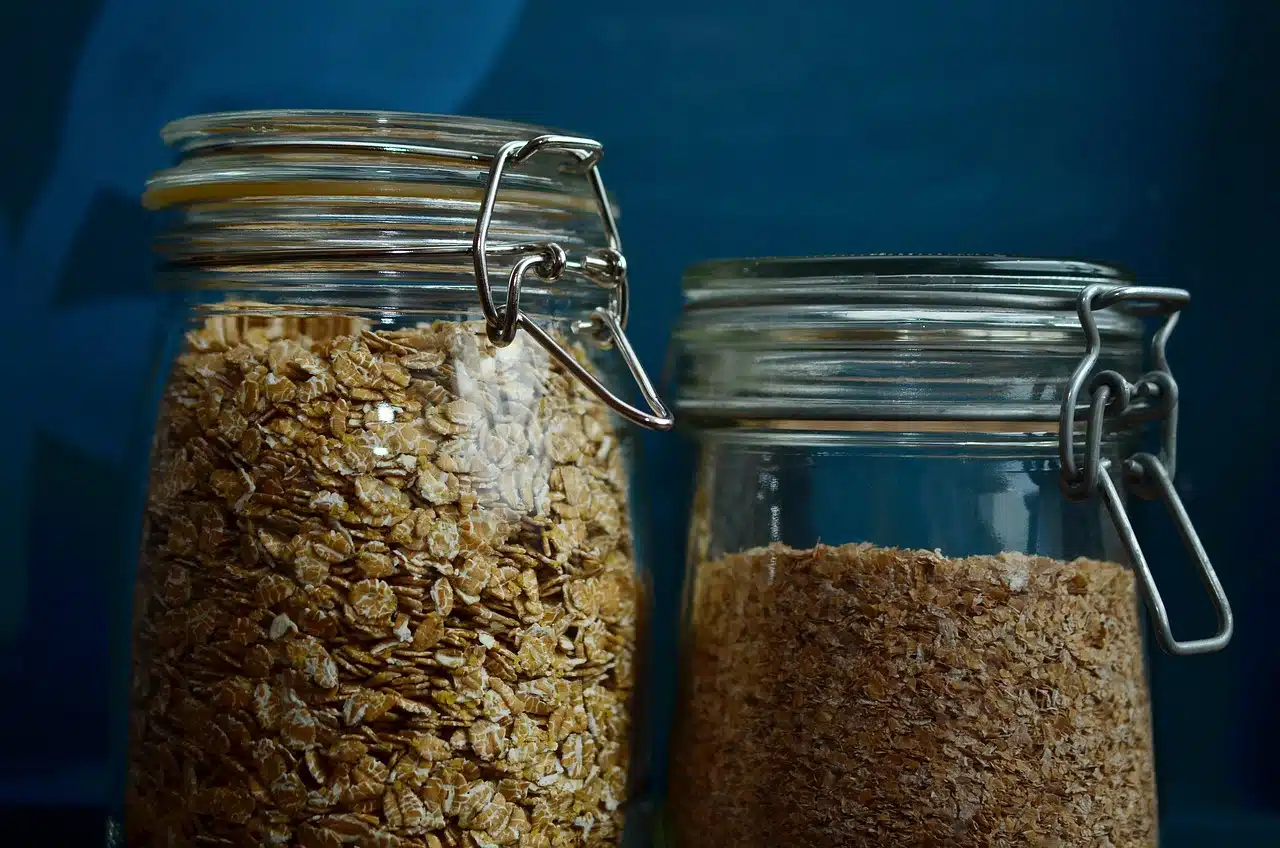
[
  {"left": 118, "top": 111, "right": 672, "bottom": 848},
  {"left": 666, "top": 255, "right": 1233, "bottom": 847}
]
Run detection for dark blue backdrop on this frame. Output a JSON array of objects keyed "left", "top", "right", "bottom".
[{"left": 1, "top": 2, "right": 1276, "bottom": 844}]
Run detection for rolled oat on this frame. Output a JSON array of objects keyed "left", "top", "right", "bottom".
[{"left": 126, "top": 313, "right": 639, "bottom": 848}]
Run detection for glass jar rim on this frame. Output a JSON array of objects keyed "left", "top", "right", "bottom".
[
  {"left": 144, "top": 110, "right": 606, "bottom": 213},
  {"left": 160, "top": 109, "right": 567, "bottom": 150},
  {"left": 672, "top": 254, "right": 1151, "bottom": 428},
  {"left": 682, "top": 254, "right": 1142, "bottom": 316},
  {"left": 143, "top": 110, "right": 614, "bottom": 285}
]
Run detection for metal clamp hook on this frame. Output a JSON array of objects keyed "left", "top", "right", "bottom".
[
  {"left": 1058, "top": 284, "right": 1232, "bottom": 655},
  {"left": 471, "top": 135, "right": 672, "bottom": 431},
  {"left": 1097, "top": 454, "right": 1233, "bottom": 656}
]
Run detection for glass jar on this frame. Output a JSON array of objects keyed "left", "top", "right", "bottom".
[
  {"left": 118, "top": 110, "right": 671, "bottom": 848},
  {"left": 666, "top": 256, "right": 1231, "bottom": 848}
]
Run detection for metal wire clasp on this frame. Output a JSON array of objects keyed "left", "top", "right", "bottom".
[
  {"left": 470, "top": 135, "right": 673, "bottom": 431},
  {"left": 1058, "top": 284, "right": 1232, "bottom": 656}
]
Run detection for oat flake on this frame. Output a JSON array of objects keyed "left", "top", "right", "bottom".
[{"left": 126, "top": 315, "right": 639, "bottom": 847}]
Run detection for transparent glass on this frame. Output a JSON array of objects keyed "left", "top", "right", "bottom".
[
  {"left": 116, "top": 112, "right": 653, "bottom": 848},
  {"left": 666, "top": 256, "right": 1161, "bottom": 848},
  {"left": 669, "top": 430, "right": 1157, "bottom": 847},
  {"left": 686, "top": 431, "right": 1126, "bottom": 564}
]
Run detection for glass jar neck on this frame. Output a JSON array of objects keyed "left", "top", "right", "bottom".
[
  {"left": 144, "top": 110, "right": 613, "bottom": 318},
  {"left": 673, "top": 255, "right": 1148, "bottom": 432}
]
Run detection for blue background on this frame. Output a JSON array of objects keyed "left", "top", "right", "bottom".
[{"left": 1, "top": 1, "right": 1277, "bottom": 843}]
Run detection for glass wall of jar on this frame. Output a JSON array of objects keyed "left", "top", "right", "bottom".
[
  {"left": 116, "top": 111, "right": 671, "bottom": 848},
  {"left": 665, "top": 256, "right": 1231, "bottom": 848}
]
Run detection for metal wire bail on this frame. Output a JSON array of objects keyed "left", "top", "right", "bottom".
[
  {"left": 471, "top": 135, "right": 673, "bottom": 431},
  {"left": 1058, "top": 284, "right": 1232, "bottom": 655}
]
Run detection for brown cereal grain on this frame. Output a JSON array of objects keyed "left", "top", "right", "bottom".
[
  {"left": 127, "top": 314, "right": 639, "bottom": 848},
  {"left": 669, "top": 543, "right": 1157, "bottom": 848}
]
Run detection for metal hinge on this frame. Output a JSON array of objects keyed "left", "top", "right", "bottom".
[{"left": 1059, "top": 284, "right": 1232, "bottom": 655}]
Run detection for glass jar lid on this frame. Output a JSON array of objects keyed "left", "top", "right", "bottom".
[
  {"left": 673, "top": 254, "right": 1148, "bottom": 426},
  {"left": 144, "top": 110, "right": 610, "bottom": 267}
]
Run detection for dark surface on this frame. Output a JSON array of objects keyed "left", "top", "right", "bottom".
[
  {"left": 0, "top": 805, "right": 103, "bottom": 845},
  {"left": 0, "top": 0, "right": 1276, "bottom": 841}
]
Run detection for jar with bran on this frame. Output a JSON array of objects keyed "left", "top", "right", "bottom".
[{"left": 666, "top": 255, "right": 1231, "bottom": 847}]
